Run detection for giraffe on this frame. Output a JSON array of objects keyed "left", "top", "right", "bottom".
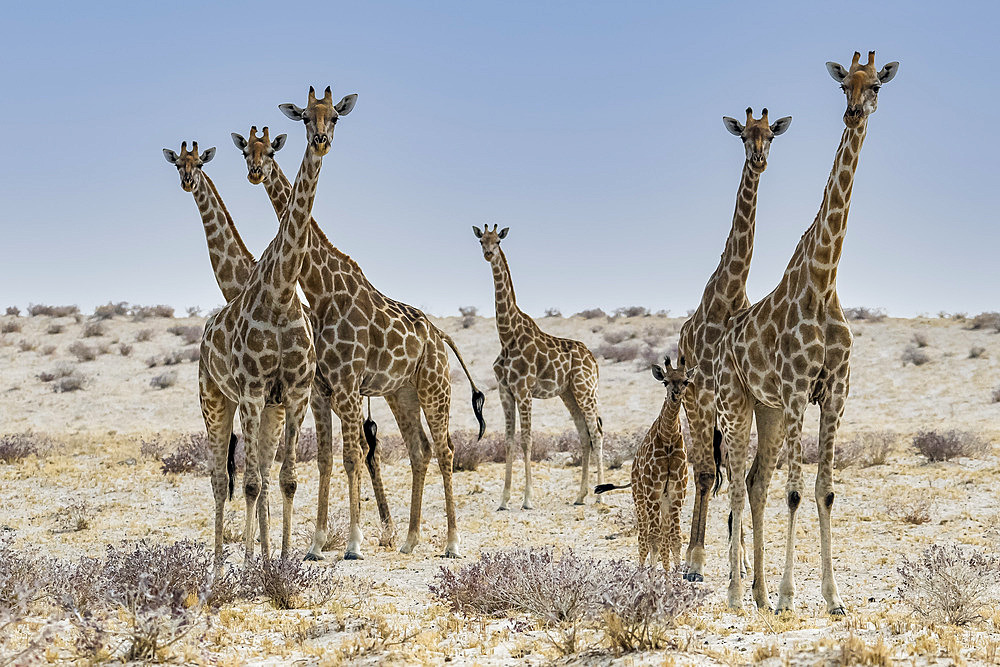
[
  {"left": 473, "top": 224, "right": 604, "bottom": 510},
  {"left": 235, "top": 121, "right": 486, "bottom": 561},
  {"left": 162, "top": 139, "right": 286, "bottom": 491},
  {"left": 713, "top": 52, "right": 898, "bottom": 614},
  {"left": 676, "top": 107, "right": 792, "bottom": 582},
  {"left": 596, "top": 357, "right": 693, "bottom": 571},
  {"left": 196, "top": 85, "right": 341, "bottom": 570}
]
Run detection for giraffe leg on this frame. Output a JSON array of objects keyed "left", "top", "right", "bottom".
[
  {"left": 817, "top": 391, "right": 847, "bottom": 615},
  {"left": 255, "top": 406, "right": 283, "bottom": 560},
  {"left": 682, "top": 389, "right": 714, "bottom": 582},
  {"left": 362, "top": 408, "right": 395, "bottom": 546},
  {"left": 387, "top": 388, "right": 432, "bottom": 555},
  {"left": 571, "top": 377, "right": 604, "bottom": 505},
  {"left": 646, "top": 489, "right": 663, "bottom": 568},
  {"left": 306, "top": 385, "right": 334, "bottom": 560},
  {"left": 200, "top": 375, "right": 236, "bottom": 573},
  {"left": 337, "top": 394, "right": 366, "bottom": 560},
  {"left": 238, "top": 397, "right": 265, "bottom": 564},
  {"left": 278, "top": 398, "right": 308, "bottom": 559},
  {"left": 635, "top": 491, "right": 649, "bottom": 566},
  {"left": 497, "top": 382, "right": 517, "bottom": 511},
  {"left": 716, "top": 369, "right": 753, "bottom": 610},
  {"left": 667, "top": 484, "right": 685, "bottom": 572},
  {"left": 514, "top": 393, "right": 534, "bottom": 510},
  {"left": 776, "top": 394, "right": 808, "bottom": 614},
  {"left": 748, "top": 404, "right": 782, "bottom": 612},
  {"left": 658, "top": 493, "right": 673, "bottom": 571},
  {"left": 560, "top": 391, "right": 592, "bottom": 505},
  {"left": 424, "top": 408, "right": 462, "bottom": 558}
]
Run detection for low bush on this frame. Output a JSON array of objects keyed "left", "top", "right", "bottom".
[
  {"left": 911, "top": 332, "right": 929, "bottom": 348},
  {"left": 886, "top": 492, "right": 932, "bottom": 525},
  {"left": 46, "top": 323, "right": 64, "bottom": 334},
  {"left": 458, "top": 306, "right": 478, "bottom": 329},
  {"left": 901, "top": 345, "right": 931, "bottom": 366},
  {"left": 843, "top": 306, "right": 886, "bottom": 322},
  {"left": 1, "top": 320, "right": 21, "bottom": 334},
  {"left": 135, "top": 328, "right": 154, "bottom": 342},
  {"left": 247, "top": 554, "right": 337, "bottom": 609},
  {"left": 968, "top": 311, "right": 1000, "bottom": 331},
  {"left": 40, "top": 344, "right": 56, "bottom": 356},
  {"left": 82, "top": 321, "right": 105, "bottom": 338},
  {"left": 93, "top": 302, "right": 129, "bottom": 320},
  {"left": 130, "top": 304, "right": 175, "bottom": 320},
  {"left": 150, "top": 372, "right": 178, "bottom": 390},
  {"left": 17, "top": 339, "right": 36, "bottom": 352},
  {"left": 897, "top": 544, "right": 1000, "bottom": 625},
  {"left": 0, "top": 432, "right": 53, "bottom": 463},
  {"left": 970, "top": 346, "right": 987, "bottom": 359},
  {"left": 574, "top": 308, "right": 607, "bottom": 320},
  {"left": 166, "top": 325, "right": 202, "bottom": 345},
  {"left": 912, "top": 429, "right": 990, "bottom": 462},
  {"left": 27, "top": 304, "right": 80, "bottom": 318},
  {"left": 119, "top": 343, "right": 133, "bottom": 356},
  {"left": 68, "top": 341, "right": 98, "bottom": 362},
  {"left": 4, "top": 306, "right": 19, "bottom": 316},
  {"left": 544, "top": 308, "right": 562, "bottom": 318},
  {"left": 613, "top": 306, "right": 649, "bottom": 319},
  {"left": 53, "top": 375, "right": 86, "bottom": 392},
  {"left": 38, "top": 363, "right": 76, "bottom": 383}
]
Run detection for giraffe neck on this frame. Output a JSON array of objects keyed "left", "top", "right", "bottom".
[
  {"left": 792, "top": 121, "right": 868, "bottom": 293},
  {"left": 191, "top": 171, "right": 255, "bottom": 302},
  {"left": 701, "top": 161, "right": 760, "bottom": 311},
  {"left": 654, "top": 397, "right": 682, "bottom": 440},
  {"left": 489, "top": 249, "right": 522, "bottom": 341},
  {"left": 257, "top": 146, "right": 322, "bottom": 305}
]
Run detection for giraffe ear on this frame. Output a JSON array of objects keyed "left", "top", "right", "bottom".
[
  {"left": 271, "top": 134, "right": 288, "bottom": 151},
  {"left": 722, "top": 117, "right": 744, "bottom": 136},
  {"left": 686, "top": 368, "right": 696, "bottom": 381},
  {"left": 826, "top": 62, "right": 849, "bottom": 83},
  {"left": 651, "top": 365, "right": 665, "bottom": 382},
  {"left": 279, "top": 103, "right": 306, "bottom": 121},
  {"left": 162, "top": 149, "right": 178, "bottom": 164},
  {"left": 200, "top": 147, "right": 216, "bottom": 163},
  {"left": 878, "top": 61, "right": 899, "bottom": 84},
  {"left": 498, "top": 227, "right": 509, "bottom": 239},
  {"left": 335, "top": 94, "right": 358, "bottom": 116},
  {"left": 231, "top": 133, "right": 248, "bottom": 151},
  {"left": 472, "top": 225, "right": 483, "bottom": 238},
  {"left": 770, "top": 116, "right": 792, "bottom": 136}
]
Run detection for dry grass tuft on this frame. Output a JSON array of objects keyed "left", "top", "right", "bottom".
[{"left": 912, "top": 429, "right": 991, "bottom": 462}]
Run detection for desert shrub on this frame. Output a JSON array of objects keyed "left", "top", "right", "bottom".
[
  {"left": 886, "top": 492, "right": 932, "bottom": 525},
  {"left": 843, "top": 306, "right": 886, "bottom": 322},
  {"left": 17, "top": 339, "right": 36, "bottom": 352},
  {"left": 613, "top": 306, "right": 649, "bottom": 319},
  {"left": 38, "top": 363, "right": 76, "bottom": 383},
  {"left": 0, "top": 432, "right": 52, "bottom": 463},
  {"left": 185, "top": 306, "right": 202, "bottom": 317},
  {"left": 53, "top": 500, "right": 93, "bottom": 532},
  {"left": 901, "top": 345, "right": 930, "bottom": 366},
  {"left": 4, "top": 306, "right": 19, "bottom": 316},
  {"left": 160, "top": 434, "right": 213, "bottom": 474},
  {"left": 130, "top": 304, "right": 175, "bottom": 320},
  {"left": 1, "top": 320, "right": 21, "bottom": 334},
  {"left": 53, "top": 374, "right": 86, "bottom": 392},
  {"left": 135, "top": 328, "right": 154, "bottom": 342},
  {"left": 968, "top": 312, "right": 1000, "bottom": 331},
  {"left": 842, "top": 430, "right": 896, "bottom": 467},
  {"left": 246, "top": 554, "right": 337, "bottom": 609},
  {"left": 575, "top": 308, "right": 607, "bottom": 320},
  {"left": 897, "top": 544, "right": 1000, "bottom": 625},
  {"left": 27, "top": 304, "right": 79, "bottom": 317},
  {"left": 93, "top": 301, "right": 129, "bottom": 320},
  {"left": 544, "top": 308, "right": 562, "bottom": 318},
  {"left": 458, "top": 306, "right": 478, "bottom": 329},
  {"left": 970, "top": 346, "right": 987, "bottom": 359},
  {"left": 81, "top": 321, "right": 105, "bottom": 337},
  {"left": 39, "top": 344, "right": 56, "bottom": 356},
  {"left": 274, "top": 428, "right": 318, "bottom": 464},
  {"left": 68, "top": 341, "right": 98, "bottom": 362},
  {"left": 912, "top": 429, "right": 990, "bottom": 462},
  {"left": 166, "top": 325, "right": 202, "bottom": 345},
  {"left": 119, "top": 343, "right": 132, "bottom": 356},
  {"left": 595, "top": 340, "right": 645, "bottom": 363},
  {"left": 0, "top": 535, "right": 45, "bottom": 620},
  {"left": 450, "top": 431, "right": 493, "bottom": 471},
  {"left": 150, "top": 372, "right": 178, "bottom": 390},
  {"left": 911, "top": 332, "right": 929, "bottom": 348},
  {"left": 146, "top": 356, "right": 160, "bottom": 368},
  {"left": 140, "top": 436, "right": 167, "bottom": 461},
  {"left": 992, "top": 386, "right": 1000, "bottom": 404},
  {"left": 602, "top": 329, "right": 633, "bottom": 345},
  {"left": 566, "top": 429, "right": 643, "bottom": 469},
  {"left": 46, "top": 322, "right": 64, "bottom": 334},
  {"left": 601, "top": 565, "right": 710, "bottom": 651},
  {"left": 430, "top": 549, "right": 707, "bottom": 654}
]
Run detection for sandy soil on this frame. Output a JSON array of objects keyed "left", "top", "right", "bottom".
[{"left": 1, "top": 312, "right": 999, "bottom": 664}]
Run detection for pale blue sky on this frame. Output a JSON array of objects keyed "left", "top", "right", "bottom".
[{"left": 1, "top": 1, "right": 995, "bottom": 317}]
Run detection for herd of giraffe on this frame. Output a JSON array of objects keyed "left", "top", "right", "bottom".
[{"left": 164, "top": 51, "right": 897, "bottom": 616}]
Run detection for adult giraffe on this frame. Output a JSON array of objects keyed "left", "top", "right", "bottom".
[
  {"left": 714, "top": 52, "right": 898, "bottom": 614},
  {"left": 677, "top": 107, "right": 791, "bottom": 582}
]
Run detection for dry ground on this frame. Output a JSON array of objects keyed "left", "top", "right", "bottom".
[{"left": 2, "top": 311, "right": 1000, "bottom": 664}]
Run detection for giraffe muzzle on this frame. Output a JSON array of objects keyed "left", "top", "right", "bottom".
[{"left": 181, "top": 178, "right": 195, "bottom": 192}]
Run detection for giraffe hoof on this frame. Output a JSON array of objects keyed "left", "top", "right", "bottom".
[
  {"left": 343, "top": 550, "right": 364, "bottom": 561},
  {"left": 830, "top": 606, "right": 847, "bottom": 616},
  {"left": 399, "top": 543, "right": 416, "bottom": 555},
  {"left": 683, "top": 572, "right": 704, "bottom": 583},
  {"left": 573, "top": 500, "right": 585, "bottom": 506},
  {"left": 522, "top": 503, "right": 534, "bottom": 510},
  {"left": 497, "top": 505, "right": 509, "bottom": 512},
  {"left": 303, "top": 551, "right": 324, "bottom": 562},
  {"left": 440, "top": 550, "right": 463, "bottom": 559}
]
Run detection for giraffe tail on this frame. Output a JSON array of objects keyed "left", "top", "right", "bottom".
[
  {"left": 594, "top": 482, "right": 630, "bottom": 494},
  {"left": 363, "top": 396, "right": 378, "bottom": 468},
  {"left": 432, "top": 325, "right": 487, "bottom": 440},
  {"left": 227, "top": 432, "right": 238, "bottom": 501},
  {"left": 712, "top": 427, "right": 724, "bottom": 495}
]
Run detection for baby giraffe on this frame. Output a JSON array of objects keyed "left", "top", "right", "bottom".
[{"left": 597, "top": 356, "right": 692, "bottom": 570}]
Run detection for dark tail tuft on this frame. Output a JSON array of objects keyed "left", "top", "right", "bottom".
[
  {"left": 363, "top": 416, "right": 378, "bottom": 468},
  {"left": 594, "top": 482, "right": 630, "bottom": 494},
  {"left": 227, "top": 433, "right": 237, "bottom": 501},
  {"left": 597, "top": 416, "right": 604, "bottom": 434},
  {"left": 712, "top": 428, "right": 723, "bottom": 495},
  {"left": 472, "top": 389, "right": 486, "bottom": 440}
]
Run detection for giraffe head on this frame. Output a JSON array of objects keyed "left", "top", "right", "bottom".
[
  {"left": 278, "top": 86, "right": 357, "bottom": 156},
  {"left": 651, "top": 356, "right": 694, "bottom": 403},
  {"left": 472, "top": 224, "right": 509, "bottom": 263},
  {"left": 162, "top": 141, "right": 216, "bottom": 192},
  {"left": 231, "top": 126, "right": 287, "bottom": 185},
  {"left": 827, "top": 51, "right": 899, "bottom": 128},
  {"left": 722, "top": 107, "right": 792, "bottom": 173}
]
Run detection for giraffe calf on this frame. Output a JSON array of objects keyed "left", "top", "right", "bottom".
[{"left": 598, "top": 356, "right": 692, "bottom": 570}]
